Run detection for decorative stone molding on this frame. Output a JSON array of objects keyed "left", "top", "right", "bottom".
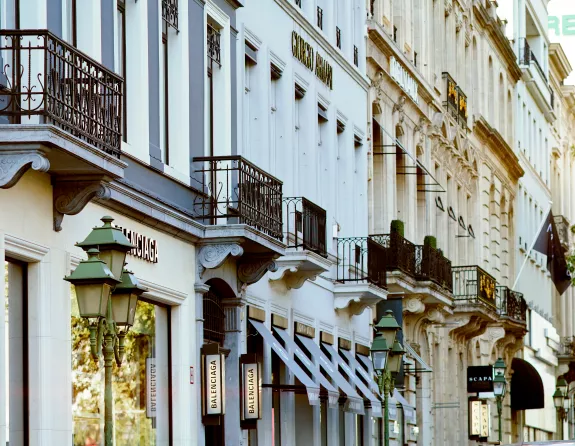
[
  {"left": 238, "top": 255, "right": 278, "bottom": 291},
  {"left": 445, "top": 0, "right": 453, "bottom": 17},
  {"left": 455, "top": 11, "right": 463, "bottom": 32},
  {"left": 222, "top": 298, "right": 244, "bottom": 332},
  {"left": 0, "top": 149, "right": 49, "bottom": 189},
  {"left": 448, "top": 315, "right": 488, "bottom": 343},
  {"left": 52, "top": 177, "right": 111, "bottom": 232},
  {"left": 268, "top": 251, "right": 331, "bottom": 290},
  {"left": 404, "top": 296, "right": 426, "bottom": 314},
  {"left": 334, "top": 283, "right": 387, "bottom": 316},
  {"left": 197, "top": 243, "right": 244, "bottom": 278}
]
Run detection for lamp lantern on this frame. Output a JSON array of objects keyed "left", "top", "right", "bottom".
[
  {"left": 493, "top": 374, "right": 506, "bottom": 397},
  {"left": 374, "top": 310, "right": 401, "bottom": 350},
  {"left": 76, "top": 216, "right": 134, "bottom": 280},
  {"left": 64, "top": 248, "right": 120, "bottom": 319},
  {"left": 111, "top": 266, "right": 147, "bottom": 327},
  {"left": 493, "top": 358, "right": 506, "bottom": 377},
  {"left": 558, "top": 377, "right": 569, "bottom": 396},
  {"left": 370, "top": 333, "right": 389, "bottom": 375},
  {"left": 387, "top": 338, "right": 405, "bottom": 376},
  {"left": 554, "top": 388, "right": 565, "bottom": 410}
]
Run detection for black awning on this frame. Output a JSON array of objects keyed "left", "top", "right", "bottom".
[{"left": 511, "top": 358, "right": 544, "bottom": 410}]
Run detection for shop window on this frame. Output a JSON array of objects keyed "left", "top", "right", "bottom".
[
  {"left": 71, "top": 290, "right": 171, "bottom": 445},
  {"left": 4, "top": 259, "right": 28, "bottom": 446}
]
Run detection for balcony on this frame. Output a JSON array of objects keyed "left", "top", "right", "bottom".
[
  {"left": 334, "top": 237, "right": 388, "bottom": 315},
  {"left": 452, "top": 265, "right": 497, "bottom": 311},
  {"left": 554, "top": 215, "right": 570, "bottom": 251},
  {"left": 442, "top": 72, "right": 467, "bottom": 130},
  {"left": 371, "top": 232, "right": 416, "bottom": 292},
  {"left": 268, "top": 197, "right": 331, "bottom": 289},
  {"left": 0, "top": 29, "right": 126, "bottom": 231},
  {"left": 415, "top": 244, "right": 453, "bottom": 293},
  {"left": 558, "top": 337, "right": 575, "bottom": 361},
  {"left": 193, "top": 155, "right": 283, "bottom": 239},
  {"left": 496, "top": 286, "right": 527, "bottom": 325},
  {"left": 518, "top": 38, "right": 554, "bottom": 122}
]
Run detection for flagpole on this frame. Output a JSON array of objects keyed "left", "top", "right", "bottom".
[{"left": 512, "top": 201, "right": 553, "bottom": 290}]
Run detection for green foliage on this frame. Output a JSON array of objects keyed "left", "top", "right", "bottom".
[
  {"left": 390, "top": 219, "right": 405, "bottom": 237},
  {"left": 424, "top": 235, "right": 437, "bottom": 249}
]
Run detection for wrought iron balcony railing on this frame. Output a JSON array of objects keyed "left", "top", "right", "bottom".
[
  {"left": 496, "top": 286, "right": 527, "bottom": 323},
  {"left": 336, "top": 237, "right": 387, "bottom": 290},
  {"left": 559, "top": 337, "right": 575, "bottom": 358},
  {"left": 193, "top": 156, "right": 283, "bottom": 241},
  {"left": 554, "top": 215, "right": 570, "bottom": 251},
  {"left": 371, "top": 232, "right": 416, "bottom": 278},
  {"left": 283, "top": 197, "right": 327, "bottom": 257},
  {"left": 519, "top": 37, "right": 547, "bottom": 81},
  {"left": 0, "top": 30, "right": 123, "bottom": 157},
  {"left": 442, "top": 72, "right": 467, "bottom": 129},
  {"left": 162, "top": 0, "right": 178, "bottom": 31},
  {"left": 415, "top": 245, "right": 453, "bottom": 292},
  {"left": 452, "top": 265, "right": 497, "bottom": 309}
]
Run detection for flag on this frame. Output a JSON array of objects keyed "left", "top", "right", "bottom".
[{"left": 533, "top": 211, "right": 571, "bottom": 295}]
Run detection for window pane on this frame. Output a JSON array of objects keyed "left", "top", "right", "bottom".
[{"left": 72, "top": 294, "right": 170, "bottom": 445}]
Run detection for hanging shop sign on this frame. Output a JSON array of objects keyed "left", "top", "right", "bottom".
[
  {"left": 389, "top": 56, "right": 419, "bottom": 105},
  {"left": 468, "top": 399, "right": 481, "bottom": 438},
  {"left": 467, "top": 366, "right": 494, "bottom": 393},
  {"left": 115, "top": 225, "right": 159, "bottom": 263},
  {"left": 146, "top": 358, "right": 157, "bottom": 418},
  {"left": 480, "top": 401, "right": 490, "bottom": 439},
  {"left": 241, "top": 356, "right": 262, "bottom": 422},
  {"left": 291, "top": 31, "right": 333, "bottom": 90},
  {"left": 202, "top": 350, "right": 225, "bottom": 416}
]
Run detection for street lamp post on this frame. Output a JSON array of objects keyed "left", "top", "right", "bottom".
[
  {"left": 554, "top": 377, "right": 570, "bottom": 440},
  {"left": 492, "top": 358, "right": 507, "bottom": 443},
  {"left": 371, "top": 311, "right": 405, "bottom": 446},
  {"left": 65, "top": 216, "right": 146, "bottom": 446}
]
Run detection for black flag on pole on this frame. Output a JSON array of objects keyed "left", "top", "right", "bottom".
[{"left": 533, "top": 211, "right": 571, "bottom": 295}]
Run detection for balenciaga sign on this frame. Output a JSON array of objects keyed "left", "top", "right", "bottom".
[
  {"left": 291, "top": 31, "right": 333, "bottom": 90},
  {"left": 115, "top": 225, "right": 159, "bottom": 263},
  {"left": 467, "top": 365, "right": 494, "bottom": 393},
  {"left": 389, "top": 56, "right": 419, "bottom": 104}
]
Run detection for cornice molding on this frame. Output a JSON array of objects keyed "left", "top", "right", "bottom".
[
  {"left": 274, "top": 0, "right": 370, "bottom": 91},
  {"left": 474, "top": 116, "right": 524, "bottom": 182},
  {"left": 473, "top": 3, "right": 522, "bottom": 82},
  {"left": 549, "top": 43, "right": 573, "bottom": 83}
]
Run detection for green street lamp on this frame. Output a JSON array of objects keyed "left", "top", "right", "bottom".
[
  {"left": 492, "top": 358, "right": 507, "bottom": 443},
  {"left": 65, "top": 217, "right": 144, "bottom": 446},
  {"left": 371, "top": 311, "right": 405, "bottom": 446},
  {"left": 555, "top": 377, "right": 570, "bottom": 440}
]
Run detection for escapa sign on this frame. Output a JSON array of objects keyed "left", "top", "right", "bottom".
[
  {"left": 291, "top": 31, "right": 333, "bottom": 89},
  {"left": 241, "top": 362, "right": 261, "bottom": 421},
  {"left": 203, "top": 353, "right": 225, "bottom": 416},
  {"left": 389, "top": 56, "right": 419, "bottom": 104},
  {"left": 467, "top": 366, "right": 494, "bottom": 393}
]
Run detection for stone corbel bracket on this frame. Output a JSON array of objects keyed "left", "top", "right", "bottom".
[
  {"left": 0, "top": 148, "right": 50, "bottom": 188},
  {"left": 238, "top": 254, "right": 278, "bottom": 292},
  {"left": 448, "top": 315, "right": 488, "bottom": 344},
  {"left": 53, "top": 176, "right": 111, "bottom": 232},
  {"left": 334, "top": 283, "right": 387, "bottom": 316},
  {"left": 197, "top": 243, "right": 244, "bottom": 279},
  {"left": 268, "top": 252, "right": 331, "bottom": 290}
]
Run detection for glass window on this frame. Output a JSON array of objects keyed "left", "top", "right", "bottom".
[
  {"left": 4, "top": 259, "right": 28, "bottom": 446},
  {"left": 71, "top": 288, "right": 170, "bottom": 445}
]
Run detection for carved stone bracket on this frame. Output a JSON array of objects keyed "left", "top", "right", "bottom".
[
  {"left": 197, "top": 243, "right": 244, "bottom": 278},
  {"left": 334, "top": 283, "right": 387, "bottom": 316},
  {"left": 268, "top": 252, "right": 331, "bottom": 290},
  {"left": 0, "top": 149, "right": 50, "bottom": 189},
  {"left": 238, "top": 254, "right": 278, "bottom": 291},
  {"left": 52, "top": 177, "right": 111, "bottom": 232}
]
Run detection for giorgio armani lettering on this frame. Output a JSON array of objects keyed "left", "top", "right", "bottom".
[{"left": 292, "top": 31, "right": 333, "bottom": 89}]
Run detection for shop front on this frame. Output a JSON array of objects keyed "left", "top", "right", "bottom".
[{"left": 0, "top": 175, "right": 198, "bottom": 444}]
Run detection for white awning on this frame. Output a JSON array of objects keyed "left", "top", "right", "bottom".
[
  {"left": 250, "top": 320, "right": 320, "bottom": 406},
  {"left": 273, "top": 327, "right": 339, "bottom": 409},
  {"left": 403, "top": 342, "right": 432, "bottom": 373},
  {"left": 296, "top": 335, "right": 365, "bottom": 414},
  {"left": 322, "top": 343, "right": 382, "bottom": 417}
]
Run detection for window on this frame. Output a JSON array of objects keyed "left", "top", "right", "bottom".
[
  {"left": 295, "top": 0, "right": 302, "bottom": 6},
  {"left": 72, "top": 293, "right": 171, "bottom": 443},
  {"left": 336, "top": 26, "right": 341, "bottom": 49},
  {"left": 317, "top": 6, "right": 323, "bottom": 29},
  {"left": 318, "top": 103, "right": 328, "bottom": 147},
  {"left": 4, "top": 260, "right": 28, "bottom": 446},
  {"left": 207, "top": 23, "right": 222, "bottom": 157},
  {"left": 117, "top": 0, "right": 127, "bottom": 141},
  {"left": 414, "top": 51, "right": 418, "bottom": 67},
  {"left": 160, "top": 21, "right": 170, "bottom": 164},
  {"left": 353, "top": 45, "right": 358, "bottom": 67},
  {"left": 393, "top": 26, "right": 398, "bottom": 42}
]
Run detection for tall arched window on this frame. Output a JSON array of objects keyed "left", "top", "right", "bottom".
[
  {"left": 472, "top": 38, "right": 479, "bottom": 113},
  {"left": 203, "top": 290, "right": 226, "bottom": 345},
  {"left": 507, "top": 90, "right": 513, "bottom": 143},
  {"left": 499, "top": 73, "right": 505, "bottom": 135},
  {"left": 488, "top": 57, "right": 494, "bottom": 124}
]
